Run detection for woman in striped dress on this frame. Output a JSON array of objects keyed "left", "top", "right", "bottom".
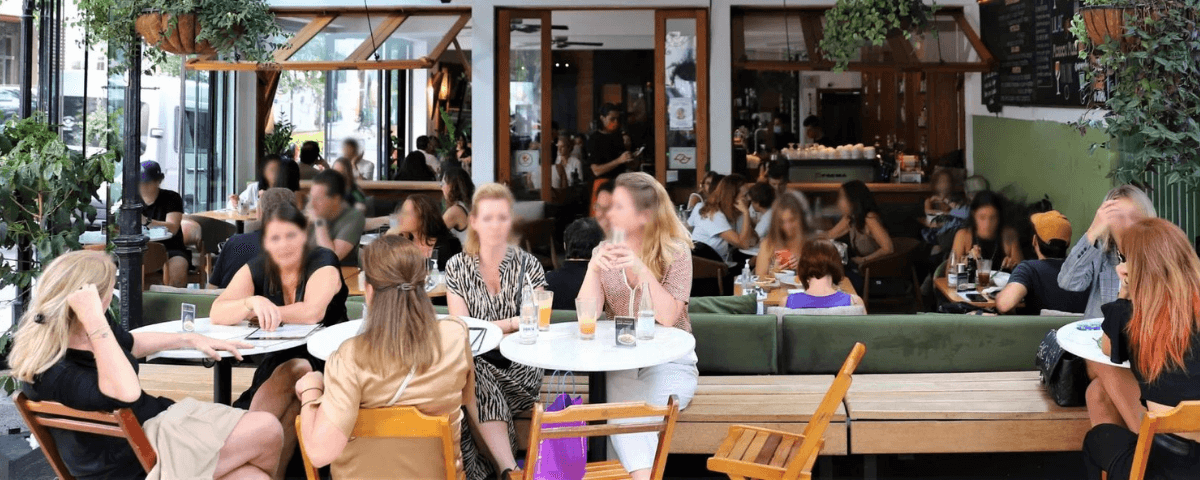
[{"left": 446, "top": 183, "right": 547, "bottom": 480}]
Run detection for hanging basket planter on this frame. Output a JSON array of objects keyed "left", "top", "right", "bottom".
[
  {"left": 135, "top": 12, "right": 216, "bottom": 56},
  {"left": 1079, "top": 7, "right": 1135, "bottom": 50}
]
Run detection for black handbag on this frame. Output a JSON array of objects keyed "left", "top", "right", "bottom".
[{"left": 1035, "top": 329, "right": 1089, "bottom": 407}]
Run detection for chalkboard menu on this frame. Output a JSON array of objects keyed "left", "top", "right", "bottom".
[{"left": 980, "top": 0, "right": 1100, "bottom": 108}]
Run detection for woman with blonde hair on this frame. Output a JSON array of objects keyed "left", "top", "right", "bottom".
[
  {"left": 444, "top": 183, "right": 547, "bottom": 480},
  {"left": 1083, "top": 218, "right": 1200, "bottom": 479},
  {"left": 755, "top": 191, "right": 811, "bottom": 277},
  {"left": 12, "top": 251, "right": 284, "bottom": 480},
  {"left": 579, "top": 171, "right": 697, "bottom": 480},
  {"left": 295, "top": 235, "right": 478, "bottom": 478}
]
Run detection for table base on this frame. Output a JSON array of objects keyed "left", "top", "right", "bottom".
[
  {"left": 214, "top": 360, "right": 233, "bottom": 405},
  {"left": 587, "top": 371, "right": 607, "bottom": 463}
]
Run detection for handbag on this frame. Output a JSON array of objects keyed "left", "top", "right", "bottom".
[
  {"left": 1035, "top": 329, "right": 1089, "bottom": 407},
  {"left": 533, "top": 372, "right": 587, "bottom": 480}
]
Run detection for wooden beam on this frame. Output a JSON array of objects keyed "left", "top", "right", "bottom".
[
  {"left": 424, "top": 14, "right": 471, "bottom": 65},
  {"left": 731, "top": 10, "right": 746, "bottom": 63},
  {"left": 735, "top": 59, "right": 990, "bottom": 73},
  {"left": 953, "top": 11, "right": 994, "bottom": 67},
  {"left": 270, "top": 6, "right": 468, "bottom": 15},
  {"left": 273, "top": 14, "right": 336, "bottom": 63},
  {"left": 886, "top": 34, "right": 916, "bottom": 65},
  {"left": 452, "top": 38, "right": 471, "bottom": 80},
  {"left": 346, "top": 14, "right": 408, "bottom": 62},
  {"left": 187, "top": 58, "right": 434, "bottom": 71},
  {"left": 256, "top": 71, "right": 281, "bottom": 163},
  {"left": 799, "top": 12, "right": 824, "bottom": 63}
]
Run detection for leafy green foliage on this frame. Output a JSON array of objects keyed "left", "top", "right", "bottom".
[
  {"left": 1071, "top": 2, "right": 1200, "bottom": 190},
  {"left": 0, "top": 113, "right": 118, "bottom": 293},
  {"left": 819, "top": 0, "right": 938, "bottom": 72},
  {"left": 73, "top": 0, "right": 286, "bottom": 73},
  {"left": 263, "top": 120, "right": 294, "bottom": 156}
]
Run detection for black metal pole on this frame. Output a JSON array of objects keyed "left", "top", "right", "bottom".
[
  {"left": 114, "top": 42, "right": 145, "bottom": 330},
  {"left": 12, "top": 0, "right": 37, "bottom": 327}
]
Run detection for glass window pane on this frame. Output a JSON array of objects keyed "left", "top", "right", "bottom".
[
  {"left": 384, "top": 15, "right": 470, "bottom": 61},
  {"left": 509, "top": 17, "right": 542, "bottom": 201},
  {"left": 292, "top": 15, "right": 377, "bottom": 61},
  {"left": 665, "top": 18, "right": 699, "bottom": 178},
  {"left": 742, "top": 13, "right": 808, "bottom": 62}
]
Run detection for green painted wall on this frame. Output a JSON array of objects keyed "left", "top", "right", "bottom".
[{"left": 972, "top": 115, "right": 1115, "bottom": 244}]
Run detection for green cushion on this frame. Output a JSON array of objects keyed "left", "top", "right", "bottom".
[
  {"left": 142, "top": 292, "right": 366, "bottom": 325},
  {"left": 779, "top": 314, "right": 1080, "bottom": 374},
  {"left": 141, "top": 292, "right": 220, "bottom": 325},
  {"left": 692, "top": 314, "right": 778, "bottom": 375},
  {"left": 688, "top": 295, "right": 758, "bottom": 315}
]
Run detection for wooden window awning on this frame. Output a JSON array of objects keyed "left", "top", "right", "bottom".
[
  {"left": 188, "top": 8, "right": 470, "bottom": 72},
  {"left": 734, "top": 6, "right": 993, "bottom": 73}
]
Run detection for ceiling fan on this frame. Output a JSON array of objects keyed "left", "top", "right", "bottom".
[
  {"left": 510, "top": 19, "right": 569, "bottom": 34},
  {"left": 553, "top": 36, "right": 603, "bottom": 48}
]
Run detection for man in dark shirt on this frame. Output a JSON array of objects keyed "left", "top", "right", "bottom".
[
  {"left": 546, "top": 218, "right": 606, "bottom": 311},
  {"left": 207, "top": 188, "right": 296, "bottom": 289},
  {"left": 996, "top": 211, "right": 1090, "bottom": 315},
  {"left": 139, "top": 160, "right": 189, "bottom": 287},
  {"left": 298, "top": 141, "right": 325, "bottom": 180},
  {"left": 803, "top": 115, "right": 835, "bottom": 148},
  {"left": 586, "top": 103, "right": 632, "bottom": 183}
]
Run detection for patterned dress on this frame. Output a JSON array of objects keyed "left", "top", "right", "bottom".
[{"left": 445, "top": 247, "right": 548, "bottom": 480}]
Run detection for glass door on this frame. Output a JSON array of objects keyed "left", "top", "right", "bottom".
[{"left": 498, "top": 9, "right": 552, "bottom": 201}]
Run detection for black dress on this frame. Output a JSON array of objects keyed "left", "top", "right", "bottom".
[
  {"left": 22, "top": 320, "right": 174, "bottom": 480},
  {"left": 1082, "top": 299, "right": 1200, "bottom": 479},
  {"left": 233, "top": 247, "right": 349, "bottom": 408}
]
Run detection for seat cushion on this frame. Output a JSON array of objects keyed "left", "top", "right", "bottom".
[
  {"left": 688, "top": 295, "right": 757, "bottom": 315},
  {"left": 692, "top": 314, "right": 777, "bottom": 374},
  {"left": 780, "top": 314, "right": 1080, "bottom": 374}
]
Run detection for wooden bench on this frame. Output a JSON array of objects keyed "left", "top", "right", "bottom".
[
  {"left": 844, "top": 371, "right": 1090, "bottom": 455},
  {"left": 520, "top": 375, "right": 848, "bottom": 456}
]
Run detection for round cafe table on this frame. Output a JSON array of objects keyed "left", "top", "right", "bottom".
[
  {"left": 1057, "top": 318, "right": 1130, "bottom": 368},
  {"left": 131, "top": 320, "right": 313, "bottom": 405},
  {"left": 499, "top": 321, "right": 696, "bottom": 462},
  {"left": 80, "top": 227, "right": 173, "bottom": 245},
  {"left": 306, "top": 315, "right": 503, "bottom": 361}
]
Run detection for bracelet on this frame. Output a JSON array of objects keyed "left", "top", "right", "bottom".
[
  {"left": 299, "top": 387, "right": 323, "bottom": 398},
  {"left": 87, "top": 326, "right": 110, "bottom": 338}
]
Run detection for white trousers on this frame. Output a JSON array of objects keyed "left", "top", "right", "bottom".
[{"left": 605, "top": 351, "right": 699, "bottom": 472}]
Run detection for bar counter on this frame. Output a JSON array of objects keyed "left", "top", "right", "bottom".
[{"left": 790, "top": 182, "right": 931, "bottom": 205}]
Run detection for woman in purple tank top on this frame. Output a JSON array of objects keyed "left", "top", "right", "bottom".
[{"left": 786, "top": 239, "right": 865, "bottom": 309}]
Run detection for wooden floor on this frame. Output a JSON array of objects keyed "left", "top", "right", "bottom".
[{"left": 139, "top": 363, "right": 256, "bottom": 403}]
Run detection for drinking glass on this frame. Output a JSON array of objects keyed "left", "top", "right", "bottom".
[
  {"left": 535, "top": 290, "right": 554, "bottom": 331},
  {"left": 978, "top": 259, "right": 993, "bottom": 287},
  {"left": 575, "top": 298, "right": 599, "bottom": 340}
]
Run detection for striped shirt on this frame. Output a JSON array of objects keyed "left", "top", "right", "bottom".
[{"left": 1057, "top": 237, "right": 1120, "bottom": 319}]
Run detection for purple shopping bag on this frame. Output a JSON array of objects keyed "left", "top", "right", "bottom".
[{"left": 533, "top": 393, "right": 587, "bottom": 480}]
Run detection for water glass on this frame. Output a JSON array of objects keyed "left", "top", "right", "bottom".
[
  {"left": 978, "top": 259, "right": 993, "bottom": 286},
  {"left": 535, "top": 290, "right": 554, "bottom": 331},
  {"left": 575, "top": 298, "right": 599, "bottom": 340}
]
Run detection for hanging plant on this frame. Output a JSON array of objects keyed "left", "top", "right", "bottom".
[
  {"left": 74, "top": 0, "right": 286, "bottom": 73},
  {"left": 1070, "top": 0, "right": 1200, "bottom": 190},
  {"left": 818, "top": 0, "right": 939, "bottom": 72}
]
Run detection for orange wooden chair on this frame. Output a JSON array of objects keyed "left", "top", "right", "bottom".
[
  {"left": 296, "top": 406, "right": 459, "bottom": 480},
  {"left": 13, "top": 391, "right": 156, "bottom": 480},
  {"left": 1128, "top": 400, "right": 1200, "bottom": 480},
  {"left": 707, "top": 342, "right": 866, "bottom": 480},
  {"left": 517, "top": 397, "right": 681, "bottom": 480}
]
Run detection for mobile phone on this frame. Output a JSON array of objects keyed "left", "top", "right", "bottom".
[
  {"left": 962, "top": 292, "right": 987, "bottom": 303},
  {"left": 634, "top": 146, "right": 646, "bottom": 156}
]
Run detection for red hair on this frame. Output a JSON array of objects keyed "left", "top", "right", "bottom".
[
  {"left": 1124, "top": 218, "right": 1200, "bottom": 383},
  {"left": 796, "top": 239, "right": 844, "bottom": 289}
]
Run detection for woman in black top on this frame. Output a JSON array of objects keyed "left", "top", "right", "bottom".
[
  {"left": 210, "top": 203, "right": 349, "bottom": 463},
  {"left": 138, "top": 160, "right": 189, "bottom": 287},
  {"left": 388, "top": 194, "right": 462, "bottom": 271},
  {"left": 951, "top": 191, "right": 1023, "bottom": 271},
  {"left": 1084, "top": 218, "right": 1200, "bottom": 479},
  {"left": 11, "top": 251, "right": 284, "bottom": 480}
]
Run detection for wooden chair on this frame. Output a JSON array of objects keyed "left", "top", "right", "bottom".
[
  {"left": 13, "top": 391, "right": 156, "bottom": 480},
  {"left": 693, "top": 256, "right": 729, "bottom": 296},
  {"left": 296, "top": 406, "right": 458, "bottom": 480},
  {"left": 707, "top": 342, "right": 866, "bottom": 480},
  {"left": 860, "top": 237, "right": 923, "bottom": 311},
  {"left": 184, "top": 214, "right": 237, "bottom": 285},
  {"left": 517, "top": 397, "right": 681, "bottom": 480},
  {"left": 1128, "top": 401, "right": 1200, "bottom": 480},
  {"left": 143, "top": 241, "right": 169, "bottom": 291},
  {"left": 517, "top": 218, "right": 560, "bottom": 271}
]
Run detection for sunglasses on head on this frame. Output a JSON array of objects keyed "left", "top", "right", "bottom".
[{"left": 1117, "top": 250, "right": 1126, "bottom": 264}]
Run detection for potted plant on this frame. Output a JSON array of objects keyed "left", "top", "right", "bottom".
[
  {"left": 1070, "top": 0, "right": 1200, "bottom": 190},
  {"left": 74, "top": 0, "right": 286, "bottom": 71},
  {"left": 1073, "top": 0, "right": 1142, "bottom": 50},
  {"left": 818, "top": 0, "right": 939, "bottom": 72},
  {"left": 263, "top": 120, "right": 294, "bottom": 158},
  {"left": 0, "top": 113, "right": 118, "bottom": 375}
]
